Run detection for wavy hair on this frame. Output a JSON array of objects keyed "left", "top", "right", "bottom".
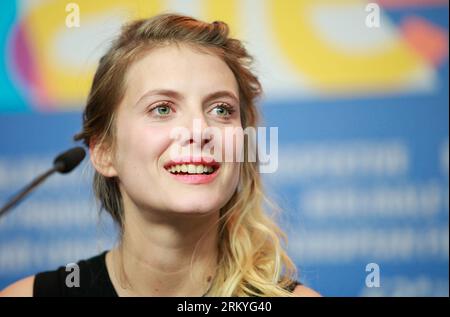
[{"left": 74, "top": 13, "right": 298, "bottom": 296}]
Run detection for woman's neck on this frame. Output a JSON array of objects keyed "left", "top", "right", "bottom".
[{"left": 106, "top": 202, "right": 220, "bottom": 296}]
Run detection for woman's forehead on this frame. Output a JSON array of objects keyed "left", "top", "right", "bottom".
[{"left": 124, "top": 44, "right": 239, "bottom": 102}]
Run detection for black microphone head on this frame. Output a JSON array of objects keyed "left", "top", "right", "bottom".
[{"left": 53, "top": 146, "right": 86, "bottom": 174}]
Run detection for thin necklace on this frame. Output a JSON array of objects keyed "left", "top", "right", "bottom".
[
  {"left": 201, "top": 280, "right": 213, "bottom": 297},
  {"left": 201, "top": 267, "right": 217, "bottom": 297},
  {"left": 111, "top": 249, "right": 215, "bottom": 297}
]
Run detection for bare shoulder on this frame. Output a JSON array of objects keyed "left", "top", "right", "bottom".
[
  {"left": 292, "top": 284, "right": 322, "bottom": 297},
  {"left": 0, "top": 275, "right": 35, "bottom": 297}
]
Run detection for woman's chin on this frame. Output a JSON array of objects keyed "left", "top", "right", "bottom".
[{"left": 168, "top": 198, "right": 223, "bottom": 215}]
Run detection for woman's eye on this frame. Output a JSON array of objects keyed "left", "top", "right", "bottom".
[
  {"left": 149, "top": 103, "right": 172, "bottom": 116},
  {"left": 210, "top": 104, "right": 235, "bottom": 118}
]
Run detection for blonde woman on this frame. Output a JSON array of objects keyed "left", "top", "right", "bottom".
[{"left": 1, "top": 13, "right": 320, "bottom": 297}]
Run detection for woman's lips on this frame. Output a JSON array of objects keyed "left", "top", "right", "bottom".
[{"left": 165, "top": 166, "right": 220, "bottom": 185}]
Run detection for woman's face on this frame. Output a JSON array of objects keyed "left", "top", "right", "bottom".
[{"left": 105, "top": 44, "right": 242, "bottom": 216}]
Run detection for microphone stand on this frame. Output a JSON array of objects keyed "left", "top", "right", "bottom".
[{"left": 0, "top": 166, "right": 59, "bottom": 218}]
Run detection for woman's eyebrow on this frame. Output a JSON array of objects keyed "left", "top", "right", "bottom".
[
  {"left": 136, "top": 89, "right": 181, "bottom": 105},
  {"left": 204, "top": 90, "right": 239, "bottom": 104},
  {"left": 135, "top": 89, "right": 239, "bottom": 106}
]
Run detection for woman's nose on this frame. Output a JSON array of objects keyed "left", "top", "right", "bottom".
[{"left": 179, "top": 114, "right": 213, "bottom": 148}]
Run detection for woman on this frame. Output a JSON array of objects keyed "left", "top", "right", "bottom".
[{"left": 1, "top": 13, "right": 319, "bottom": 297}]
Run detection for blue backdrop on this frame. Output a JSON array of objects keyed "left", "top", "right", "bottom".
[{"left": 0, "top": 1, "right": 448, "bottom": 296}]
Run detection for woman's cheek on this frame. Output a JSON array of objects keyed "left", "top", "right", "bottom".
[
  {"left": 114, "top": 121, "right": 170, "bottom": 173},
  {"left": 140, "top": 124, "right": 175, "bottom": 163}
]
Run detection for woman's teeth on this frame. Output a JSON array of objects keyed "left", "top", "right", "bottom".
[{"left": 166, "top": 164, "right": 215, "bottom": 175}]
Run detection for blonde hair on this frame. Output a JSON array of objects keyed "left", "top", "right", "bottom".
[{"left": 74, "top": 13, "right": 298, "bottom": 296}]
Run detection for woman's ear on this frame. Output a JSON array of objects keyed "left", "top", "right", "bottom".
[{"left": 89, "top": 139, "right": 118, "bottom": 177}]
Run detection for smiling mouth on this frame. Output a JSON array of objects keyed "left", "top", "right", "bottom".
[{"left": 164, "top": 163, "right": 220, "bottom": 175}]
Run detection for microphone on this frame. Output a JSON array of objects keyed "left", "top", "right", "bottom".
[
  {"left": 53, "top": 146, "right": 86, "bottom": 174},
  {"left": 0, "top": 146, "right": 86, "bottom": 219}
]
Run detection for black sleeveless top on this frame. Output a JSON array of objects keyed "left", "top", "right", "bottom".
[
  {"left": 33, "top": 251, "right": 301, "bottom": 297},
  {"left": 33, "top": 251, "right": 116, "bottom": 297}
]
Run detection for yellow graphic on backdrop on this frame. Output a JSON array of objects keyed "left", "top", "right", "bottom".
[
  {"left": 23, "top": 0, "right": 163, "bottom": 107},
  {"left": 270, "top": 0, "right": 427, "bottom": 93},
  {"left": 19, "top": 0, "right": 430, "bottom": 109}
]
